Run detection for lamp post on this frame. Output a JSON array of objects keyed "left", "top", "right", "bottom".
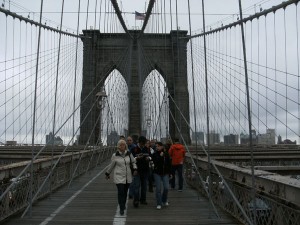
[
  {"left": 146, "top": 117, "right": 151, "bottom": 139},
  {"left": 96, "top": 90, "right": 107, "bottom": 146}
]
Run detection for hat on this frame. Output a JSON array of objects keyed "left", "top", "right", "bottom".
[{"left": 138, "top": 136, "right": 147, "bottom": 144}]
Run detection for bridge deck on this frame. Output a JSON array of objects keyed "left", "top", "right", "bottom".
[{"left": 3, "top": 162, "right": 241, "bottom": 225}]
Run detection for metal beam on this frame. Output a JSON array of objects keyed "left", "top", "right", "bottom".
[
  {"left": 110, "top": 0, "right": 131, "bottom": 38},
  {"left": 140, "top": 0, "right": 156, "bottom": 34}
]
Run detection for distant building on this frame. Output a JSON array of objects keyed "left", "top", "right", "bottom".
[
  {"left": 207, "top": 131, "right": 220, "bottom": 145},
  {"left": 192, "top": 131, "right": 205, "bottom": 144},
  {"left": 257, "top": 129, "right": 275, "bottom": 145},
  {"left": 277, "top": 135, "right": 282, "bottom": 144},
  {"left": 46, "top": 132, "right": 63, "bottom": 145},
  {"left": 224, "top": 134, "right": 239, "bottom": 145},
  {"left": 6, "top": 141, "right": 17, "bottom": 146},
  {"left": 240, "top": 132, "right": 249, "bottom": 144},
  {"left": 240, "top": 129, "right": 257, "bottom": 144},
  {"left": 278, "top": 138, "right": 297, "bottom": 145}
]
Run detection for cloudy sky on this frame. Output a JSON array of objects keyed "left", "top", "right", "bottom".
[
  {"left": 3, "top": 0, "right": 286, "bottom": 35},
  {"left": 0, "top": 0, "right": 298, "bottom": 144}
]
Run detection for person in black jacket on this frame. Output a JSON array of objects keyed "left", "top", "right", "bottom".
[
  {"left": 152, "top": 142, "right": 172, "bottom": 210},
  {"left": 130, "top": 136, "right": 151, "bottom": 207}
]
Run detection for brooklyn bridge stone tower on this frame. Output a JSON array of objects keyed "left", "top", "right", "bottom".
[{"left": 79, "top": 30, "right": 190, "bottom": 145}]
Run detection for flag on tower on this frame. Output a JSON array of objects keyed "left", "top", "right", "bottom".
[{"left": 135, "top": 11, "right": 145, "bottom": 20}]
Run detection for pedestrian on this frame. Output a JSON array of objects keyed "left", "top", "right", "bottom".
[
  {"left": 152, "top": 141, "right": 172, "bottom": 209},
  {"left": 131, "top": 135, "right": 151, "bottom": 207},
  {"left": 127, "top": 136, "right": 137, "bottom": 153},
  {"left": 145, "top": 139, "right": 155, "bottom": 192},
  {"left": 105, "top": 139, "right": 137, "bottom": 215},
  {"left": 168, "top": 138, "right": 186, "bottom": 192},
  {"left": 127, "top": 136, "right": 137, "bottom": 199}
]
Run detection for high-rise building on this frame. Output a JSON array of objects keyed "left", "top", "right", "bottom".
[
  {"left": 240, "top": 129, "right": 257, "bottom": 144},
  {"left": 207, "top": 131, "right": 220, "bottom": 145},
  {"left": 192, "top": 131, "right": 205, "bottom": 144},
  {"left": 224, "top": 134, "right": 239, "bottom": 145},
  {"left": 277, "top": 135, "right": 282, "bottom": 144},
  {"left": 257, "top": 129, "right": 275, "bottom": 145},
  {"left": 46, "top": 132, "right": 63, "bottom": 145}
]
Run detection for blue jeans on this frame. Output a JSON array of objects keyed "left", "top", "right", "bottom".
[
  {"left": 153, "top": 173, "right": 169, "bottom": 206},
  {"left": 116, "top": 183, "right": 130, "bottom": 211},
  {"left": 170, "top": 164, "right": 183, "bottom": 190},
  {"left": 131, "top": 172, "right": 149, "bottom": 202}
]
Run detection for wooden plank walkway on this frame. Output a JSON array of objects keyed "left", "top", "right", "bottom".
[{"left": 3, "top": 161, "right": 241, "bottom": 225}]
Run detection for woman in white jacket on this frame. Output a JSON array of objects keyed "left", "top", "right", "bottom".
[{"left": 105, "top": 139, "right": 137, "bottom": 215}]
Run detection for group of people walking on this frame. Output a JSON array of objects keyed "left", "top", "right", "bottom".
[{"left": 105, "top": 135, "right": 186, "bottom": 215}]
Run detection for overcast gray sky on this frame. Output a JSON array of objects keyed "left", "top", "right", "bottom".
[
  {"left": 3, "top": 0, "right": 285, "bottom": 34},
  {"left": 0, "top": 0, "right": 298, "bottom": 144}
]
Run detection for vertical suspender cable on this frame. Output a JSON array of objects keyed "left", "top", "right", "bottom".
[
  {"left": 283, "top": 9, "right": 288, "bottom": 139},
  {"left": 86, "top": 0, "right": 90, "bottom": 30},
  {"left": 29, "top": 0, "right": 44, "bottom": 217},
  {"left": 51, "top": 0, "right": 65, "bottom": 190},
  {"left": 25, "top": 21, "right": 28, "bottom": 143},
  {"left": 99, "top": 0, "right": 103, "bottom": 30},
  {"left": 187, "top": 0, "right": 198, "bottom": 179},
  {"left": 175, "top": 0, "right": 181, "bottom": 135},
  {"left": 257, "top": 18, "right": 260, "bottom": 133},
  {"left": 94, "top": 0, "right": 97, "bottom": 28},
  {"left": 4, "top": 16, "right": 7, "bottom": 143},
  {"left": 273, "top": 13, "right": 278, "bottom": 143},
  {"left": 18, "top": 19, "right": 21, "bottom": 143},
  {"left": 264, "top": 16, "right": 268, "bottom": 129},
  {"left": 238, "top": 0, "right": 256, "bottom": 224},
  {"left": 296, "top": 4, "right": 300, "bottom": 144},
  {"left": 12, "top": 19, "right": 15, "bottom": 139},
  {"left": 73, "top": 0, "right": 81, "bottom": 147},
  {"left": 200, "top": 0, "right": 214, "bottom": 217},
  {"left": 169, "top": 0, "right": 172, "bottom": 30}
]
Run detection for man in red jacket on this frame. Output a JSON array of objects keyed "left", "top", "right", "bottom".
[{"left": 168, "top": 138, "right": 186, "bottom": 192}]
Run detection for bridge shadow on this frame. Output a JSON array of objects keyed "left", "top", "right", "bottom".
[{"left": 3, "top": 161, "right": 240, "bottom": 225}]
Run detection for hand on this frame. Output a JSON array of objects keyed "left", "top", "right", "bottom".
[
  {"left": 133, "top": 170, "right": 138, "bottom": 176},
  {"left": 160, "top": 152, "right": 164, "bottom": 157}
]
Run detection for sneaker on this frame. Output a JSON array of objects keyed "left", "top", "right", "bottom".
[
  {"left": 120, "top": 210, "right": 124, "bottom": 215},
  {"left": 162, "top": 202, "right": 169, "bottom": 206},
  {"left": 156, "top": 205, "right": 162, "bottom": 210},
  {"left": 178, "top": 189, "right": 183, "bottom": 192}
]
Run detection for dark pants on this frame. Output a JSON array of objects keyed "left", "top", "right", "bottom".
[
  {"left": 132, "top": 171, "right": 149, "bottom": 203},
  {"left": 148, "top": 169, "right": 154, "bottom": 192},
  {"left": 170, "top": 164, "right": 183, "bottom": 190},
  {"left": 116, "top": 183, "right": 130, "bottom": 211}
]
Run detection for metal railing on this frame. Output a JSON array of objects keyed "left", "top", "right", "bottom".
[
  {"left": 185, "top": 156, "right": 300, "bottom": 225},
  {"left": 0, "top": 146, "right": 115, "bottom": 221}
]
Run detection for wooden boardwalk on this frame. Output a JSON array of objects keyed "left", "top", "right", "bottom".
[{"left": 3, "top": 161, "right": 241, "bottom": 225}]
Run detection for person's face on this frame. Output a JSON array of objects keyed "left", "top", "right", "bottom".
[
  {"left": 119, "top": 142, "right": 126, "bottom": 152},
  {"left": 127, "top": 138, "right": 133, "bottom": 145},
  {"left": 145, "top": 141, "right": 150, "bottom": 147},
  {"left": 156, "top": 144, "right": 163, "bottom": 151}
]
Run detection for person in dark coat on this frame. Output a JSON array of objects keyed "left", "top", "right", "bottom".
[
  {"left": 130, "top": 136, "right": 151, "bottom": 207},
  {"left": 152, "top": 142, "right": 172, "bottom": 209}
]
